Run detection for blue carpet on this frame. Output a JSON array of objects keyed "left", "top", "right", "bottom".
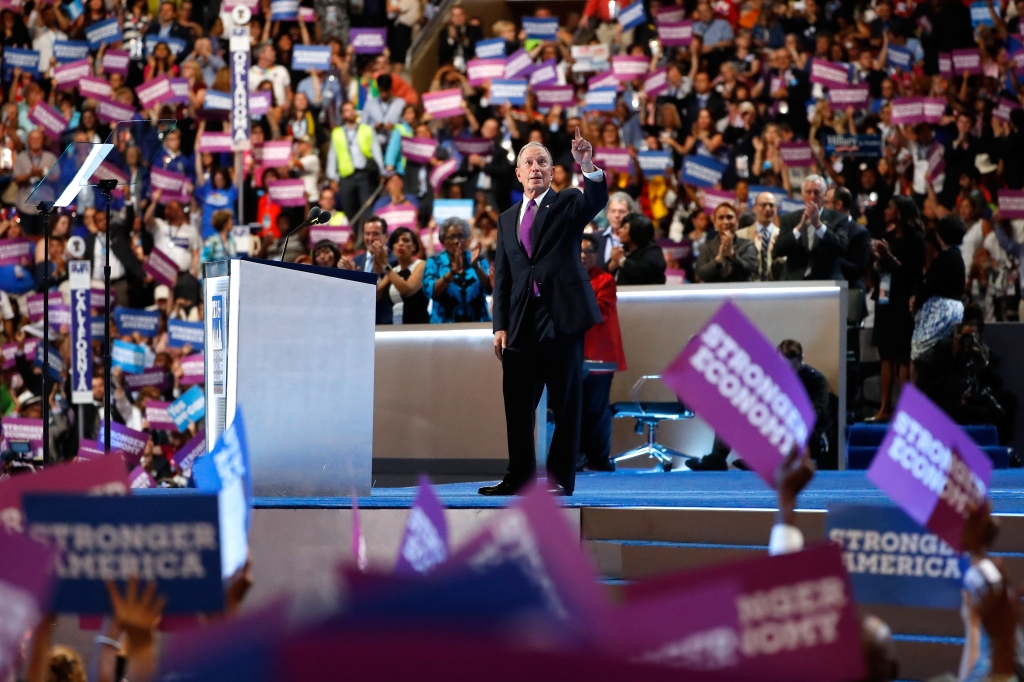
[{"left": 254, "top": 469, "right": 1024, "bottom": 512}]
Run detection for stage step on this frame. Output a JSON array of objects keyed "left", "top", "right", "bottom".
[{"left": 580, "top": 507, "right": 1024, "bottom": 681}]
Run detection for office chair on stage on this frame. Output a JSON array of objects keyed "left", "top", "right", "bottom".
[{"left": 611, "top": 375, "right": 696, "bottom": 471}]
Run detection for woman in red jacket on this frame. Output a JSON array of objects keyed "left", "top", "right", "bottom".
[{"left": 579, "top": 234, "right": 627, "bottom": 472}]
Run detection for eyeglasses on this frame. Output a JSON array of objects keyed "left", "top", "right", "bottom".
[{"left": 444, "top": 233, "right": 465, "bottom": 241}]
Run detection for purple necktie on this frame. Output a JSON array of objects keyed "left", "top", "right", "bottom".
[{"left": 519, "top": 199, "right": 536, "bottom": 257}]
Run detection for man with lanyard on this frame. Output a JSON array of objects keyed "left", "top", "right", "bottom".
[
  {"left": 144, "top": 191, "right": 201, "bottom": 286},
  {"left": 595, "top": 192, "right": 634, "bottom": 270},
  {"left": 326, "top": 101, "right": 384, "bottom": 220},
  {"left": 248, "top": 42, "right": 291, "bottom": 106},
  {"left": 155, "top": 129, "right": 194, "bottom": 184},
  {"left": 13, "top": 129, "right": 56, "bottom": 237}
]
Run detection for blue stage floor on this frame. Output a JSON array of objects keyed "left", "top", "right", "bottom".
[{"left": 255, "top": 469, "right": 1024, "bottom": 513}]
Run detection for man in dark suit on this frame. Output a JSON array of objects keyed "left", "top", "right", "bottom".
[
  {"left": 694, "top": 202, "right": 758, "bottom": 282},
  {"left": 772, "top": 174, "right": 848, "bottom": 281},
  {"left": 592, "top": 192, "right": 635, "bottom": 271},
  {"left": 482, "top": 129, "right": 608, "bottom": 496},
  {"left": 145, "top": 2, "right": 195, "bottom": 63},
  {"left": 827, "top": 186, "right": 871, "bottom": 292},
  {"left": 351, "top": 216, "right": 398, "bottom": 324},
  {"left": 84, "top": 207, "right": 145, "bottom": 307},
  {"left": 680, "top": 72, "right": 728, "bottom": 132},
  {"left": 466, "top": 118, "right": 513, "bottom": 214}
]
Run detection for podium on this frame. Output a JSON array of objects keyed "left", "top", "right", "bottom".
[{"left": 203, "top": 258, "right": 377, "bottom": 496}]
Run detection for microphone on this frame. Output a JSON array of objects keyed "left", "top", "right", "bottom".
[{"left": 279, "top": 207, "right": 333, "bottom": 261}]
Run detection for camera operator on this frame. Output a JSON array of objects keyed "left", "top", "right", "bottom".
[{"left": 917, "top": 305, "right": 1017, "bottom": 445}]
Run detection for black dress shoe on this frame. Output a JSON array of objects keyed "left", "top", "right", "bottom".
[
  {"left": 547, "top": 485, "right": 573, "bottom": 497},
  {"left": 478, "top": 480, "right": 522, "bottom": 496},
  {"left": 685, "top": 455, "right": 728, "bottom": 471},
  {"left": 585, "top": 459, "right": 616, "bottom": 472}
]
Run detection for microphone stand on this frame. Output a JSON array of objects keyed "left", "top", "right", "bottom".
[
  {"left": 279, "top": 210, "right": 326, "bottom": 262},
  {"left": 96, "top": 179, "right": 118, "bottom": 453},
  {"left": 35, "top": 201, "right": 54, "bottom": 464}
]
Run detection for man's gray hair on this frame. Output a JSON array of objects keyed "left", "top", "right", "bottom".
[
  {"left": 516, "top": 141, "right": 553, "bottom": 167},
  {"left": 608, "top": 191, "right": 637, "bottom": 213},
  {"left": 803, "top": 174, "right": 827, "bottom": 192}
]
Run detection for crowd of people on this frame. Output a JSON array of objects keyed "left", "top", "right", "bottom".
[{"left": 0, "top": 0, "right": 1018, "bottom": 480}]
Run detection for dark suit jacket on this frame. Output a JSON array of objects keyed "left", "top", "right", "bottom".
[
  {"left": 354, "top": 251, "right": 398, "bottom": 324},
  {"left": 681, "top": 91, "right": 728, "bottom": 131},
  {"left": 773, "top": 208, "right": 848, "bottom": 281},
  {"left": 615, "top": 242, "right": 667, "bottom": 285},
  {"left": 144, "top": 22, "right": 194, "bottom": 62},
  {"left": 467, "top": 139, "right": 513, "bottom": 214},
  {"left": 694, "top": 234, "right": 757, "bottom": 282},
  {"left": 493, "top": 176, "right": 608, "bottom": 344},
  {"left": 834, "top": 214, "right": 871, "bottom": 291}
]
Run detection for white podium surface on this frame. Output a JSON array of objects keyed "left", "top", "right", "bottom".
[{"left": 204, "top": 258, "right": 376, "bottom": 496}]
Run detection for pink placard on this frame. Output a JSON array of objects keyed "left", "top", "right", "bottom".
[
  {"left": 136, "top": 75, "right": 173, "bottom": 109},
  {"left": 266, "top": 178, "right": 307, "bottom": 207},
  {"left": 998, "top": 189, "right": 1024, "bottom": 218},
  {"left": 429, "top": 158, "right": 459, "bottom": 190},
  {"left": 95, "top": 97, "right": 136, "bottom": 124},
  {"left": 466, "top": 59, "right": 505, "bottom": 86},
  {"left": 53, "top": 59, "right": 91, "bottom": 89},
  {"left": 253, "top": 140, "right": 292, "bottom": 167},
  {"left": 377, "top": 203, "right": 418, "bottom": 229},
  {"left": 422, "top": 89, "right": 465, "bottom": 119},
  {"left": 79, "top": 76, "right": 111, "bottom": 99},
  {"left": 180, "top": 353, "right": 204, "bottom": 385},
  {"left": 643, "top": 68, "right": 668, "bottom": 96},
  {"left": 593, "top": 147, "right": 632, "bottom": 172},
  {"left": 588, "top": 70, "right": 619, "bottom": 90},
  {"left": 702, "top": 188, "right": 736, "bottom": 215},
  {"left": 143, "top": 246, "right": 178, "bottom": 288},
  {"left": 399, "top": 137, "right": 437, "bottom": 164},
  {"left": 809, "top": 58, "right": 850, "bottom": 86},
  {"left": 27, "top": 102, "right": 67, "bottom": 140},
  {"left": 951, "top": 48, "right": 982, "bottom": 75},
  {"left": 309, "top": 226, "right": 351, "bottom": 245},
  {"left": 611, "top": 55, "right": 648, "bottom": 81},
  {"left": 779, "top": 141, "right": 814, "bottom": 167},
  {"left": 656, "top": 20, "right": 692, "bottom": 46},
  {"left": 197, "top": 132, "right": 233, "bottom": 153},
  {"left": 101, "top": 49, "right": 130, "bottom": 75},
  {"left": 827, "top": 85, "right": 869, "bottom": 110},
  {"left": 534, "top": 85, "right": 575, "bottom": 107}
]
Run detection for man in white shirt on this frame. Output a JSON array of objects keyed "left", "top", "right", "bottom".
[
  {"left": 290, "top": 136, "right": 322, "bottom": 203},
  {"left": 143, "top": 193, "right": 201, "bottom": 278},
  {"left": 248, "top": 42, "right": 291, "bottom": 105},
  {"left": 30, "top": 6, "right": 68, "bottom": 78}
]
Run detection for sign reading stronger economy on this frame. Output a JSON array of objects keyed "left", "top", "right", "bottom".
[{"left": 661, "top": 301, "right": 816, "bottom": 486}]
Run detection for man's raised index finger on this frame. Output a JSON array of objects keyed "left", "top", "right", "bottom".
[{"left": 575, "top": 126, "right": 581, "bottom": 140}]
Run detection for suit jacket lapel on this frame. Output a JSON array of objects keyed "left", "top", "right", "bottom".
[
  {"left": 505, "top": 199, "right": 527, "bottom": 258},
  {"left": 529, "top": 189, "right": 558, "bottom": 258}
]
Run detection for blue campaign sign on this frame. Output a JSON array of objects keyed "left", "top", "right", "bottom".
[
  {"left": 144, "top": 36, "right": 187, "bottom": 57},
  {"left": 204, "top": 90, "right": 231, "bottom": 111},
  {"left": 53, "top": 40, "right": 90, "bottom": 63},
  {"left": 475, "top": 38, "right": 505, "bottom": 59},
  {"left": 489, "top": 79, "right": 527, "bottom": 106},
  {"left": 23, "top": 493, "right": 224, "bottom": 614},
  {"left": 65, "top": 0, "right": 84, "bottom": 20},
  {"left": 3, "top": 48, "right": 40, "bottom": 75},
  {"left": 680, "top": 155, "right": 726, "bottom": 188},
  {"left": 168, "top": 319, "right": 205, "bottom": 351},
  {"left": 86, "top": 18, "right": 122, "bottom": 50},
  {"left": 637, "top": 151, "right": 673, "bottom": 177},
  {"left": 270, "top": 0, "right": 299, "bottom": 20},
  {"left": 583, "top": 87, "right": 618, "bottom": 111},
  {"left": 112, "top": 339, "right": 146, "bottom": 374},
  {"left": 780, "top": 197, "right": 806, "bottom": 213},
  {"left": 291, "top": 45, "right": 331, "bottom": 72},
  {"left": 113, "top": 307, "right": 160, "bottom": 337},
  {"left": 828, "top": 504, "right": 967, "bottom": 609},
  {"left": 886, "top": 45, "right": 913, "bottom": 71},
  {"left": 522, "top": 17, "right": 558, "bottom": 40},
  {"left": 745, "top": 185, "right": 788, "bottom": 207},
  {"left": 971, "top": 1, "right": 995, "bottom": 27},
  {"left": 34, "top": 344, "right": 64, "bottom": 381},
  {"left": 192, "top": 410, "right": 252, "bottom": 579},
  {"left": 618, "top": 1, "right": 647, "bottom": 29},
  {"left": 168, "top": 385, "right": 206, "bottom": 431},
  {"left": 91, "top": 316, "right": 105, "bottom": 340},
  {"left": 824, "top": 134, "right": 882, "bottom": 158}
]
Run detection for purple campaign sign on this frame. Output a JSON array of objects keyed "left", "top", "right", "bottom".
[
  {"left": 122, "top": 368, "right": 171, "bottom": 392},
  {"left": 95, "top": 97, "right": 136, "bottom": 124},
  {"left": 0, "top": 237, "right": 32, "bottom": 266},
  {"left": 889, "top": 97, "right": 925, "bottom": 126},
  {"left": 101, "top": 49, "right": 129, "bottom": 75},
  {"left": 172, "top": 431, "right": 206, "bottom": 478},
  {"left": 503, "top": 48, "right": 533, "bottom": 80},
  {"left": 128, "top": 465, "right": 156, "bottom": 489},
  {"left": 99, "top": 421, "right": 149, "bottom": 462},
  {"left": 2, "top": 417, "right": 43, "bottom": 442},
  {"left": 350, "top": 28, "right": 387, "bottom": 54},
  {"left": 0, "top": 532, "right": 55, "bottom": 675},
  {"left": 661, "top": 301, "right": 816, "bottom": 485},
  {"left": 145, "top": 401, "right": 178, "bottom": 431},
  {"left": 997, "top": 190, "right": 1024, "bottom": 219},
  {"left": 593, "top": 147, "right": 632, "bottom": 172},
  {"left": 657, "top": 21, "right": 692, "bottom": 46},
  {"left": 180, "top": 353, "right": 205, "bottom": 386},
  {"left": 621, "top": 544, "right": 865, "bottom": 682},
  {"left": 399, "top": 137, "right": 436, "bottom": 164},
  {"left": 429, "top": 158, "right": 459, "bottom": 191},
  {"left": 393, "top": 475, "right": 449, "bottom": 576},
  {"left": 466, "top": 58, "right": 505, "bottom": 86},
  {"left": 267, "top": 179, "right": 307, "bottom": 207},
  {"left": 534, "top": 85, "right": 575, "bottom": 107},
  {"left": 644, "top": 68, "right": 668, "bottom": 96},
  {"left": 453, "top": 137, "right": 493, "bottom": 156},
  {"left": 144, "top": 246, "right": 178, "bottom": 288},
  {"left": 809, "top": 58, "right": 849, "bottom": 86},
  {"left": 611, "top": 55, "right": 648, "bottom": 80},
  {"left": 76, "top": 439, "right": 105, "bottom": 461},
  {"left": 952, "top": 48, "right": 982, "bottom": 75},
  {"left": 828, "top": 85, "right": 869, "bottom": 110},
  {"left": 866, "top": 384, "right": 992, "bottom": 551},
  {"left": 421, "top": 89, "right": 464, "bottom": 119},
  {"left": 779, "top": 141, "right": 814, "bottom": 167}
]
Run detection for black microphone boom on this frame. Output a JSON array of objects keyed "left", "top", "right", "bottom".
[{"left": 279, "top": 207, "right": 331, "bottom": 261}]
